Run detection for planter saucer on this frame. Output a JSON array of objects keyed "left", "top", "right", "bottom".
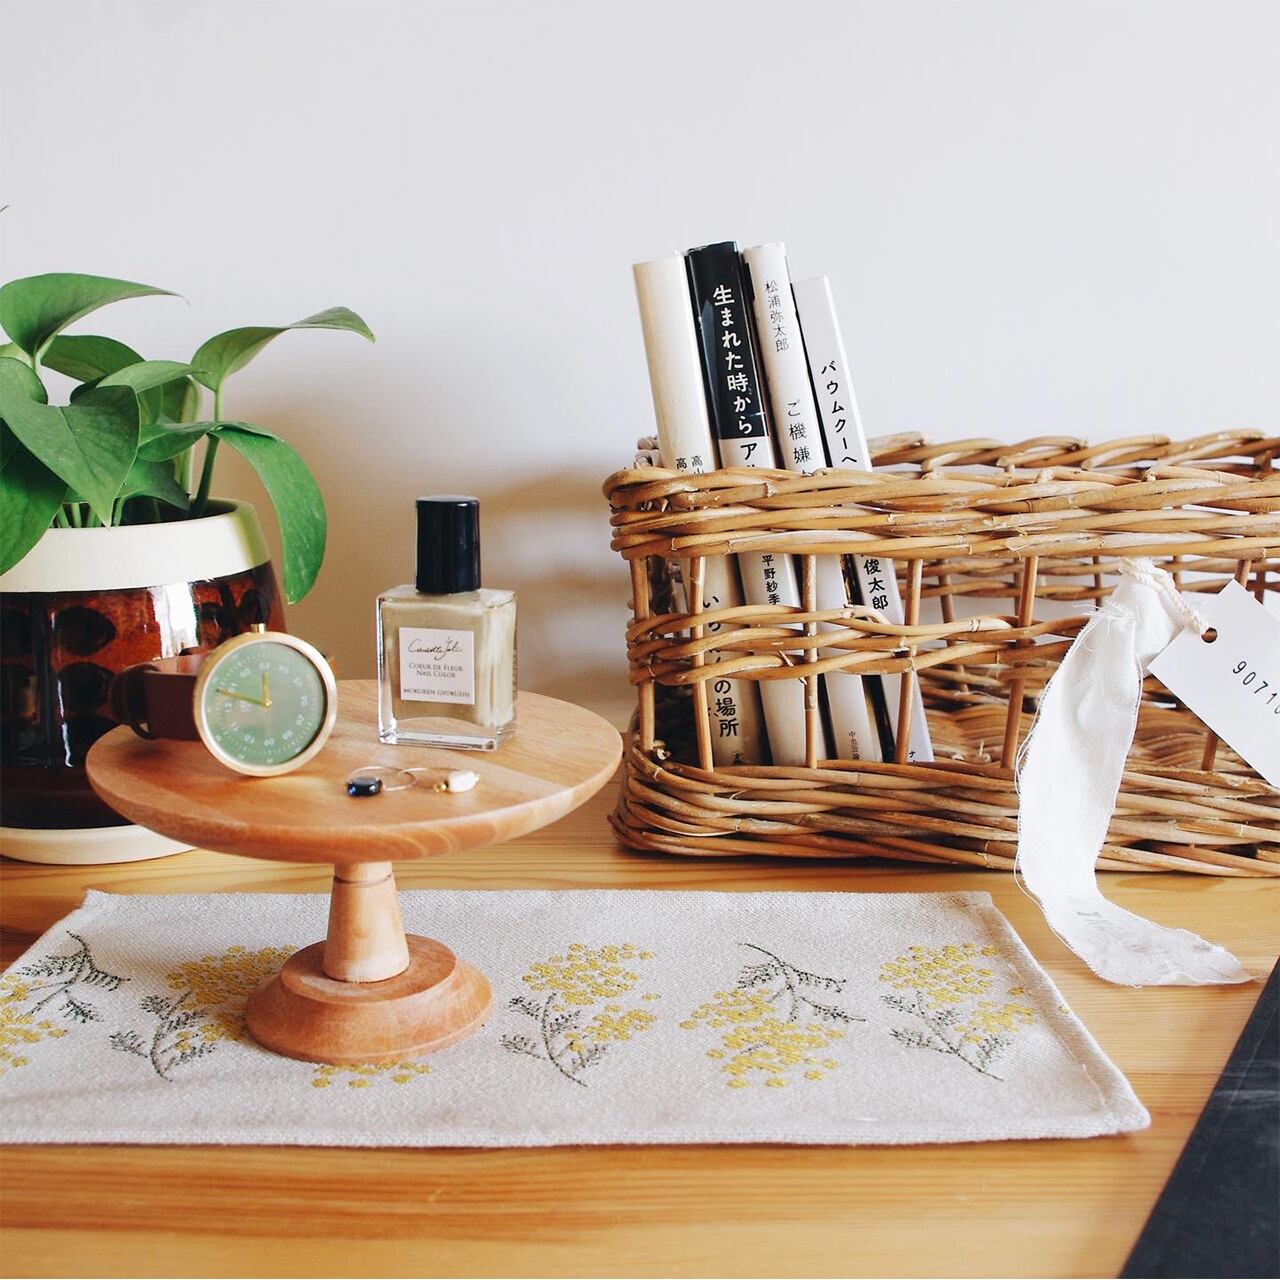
[{"left": 0, "top": 823, "right": 190, "bottom": 866}]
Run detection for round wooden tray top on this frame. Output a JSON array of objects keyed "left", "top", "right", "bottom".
[
  {"left": 88, "top": 681, "right": 622, "bottom": 862},
  {"left": 86, "top": 680, "right": 622, "bottom": 1064}
]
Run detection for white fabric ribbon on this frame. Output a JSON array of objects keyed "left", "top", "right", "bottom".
[{"left": 1015, "top": 558, "right": 1251, "bottom": 986}]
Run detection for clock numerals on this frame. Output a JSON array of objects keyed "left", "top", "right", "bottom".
[{"left": 201, "top": 640, "right": 328, "bottom": 769}]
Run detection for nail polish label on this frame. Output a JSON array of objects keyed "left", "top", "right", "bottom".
[{"left": 399, "top": 627, "right": 475, "bottom": 704}]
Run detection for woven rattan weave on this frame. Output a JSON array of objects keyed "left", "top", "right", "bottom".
[{"left": 605, "top": 432, "right": 1279, "bottom": 875}]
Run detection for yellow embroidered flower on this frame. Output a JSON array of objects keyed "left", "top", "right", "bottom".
[
  {"left": 959, "top": 1000, "right": 1036, "bottom": 1041},
  {"left": 0, "top": 976, "right": 69, "bottom": 1075},
  {"left": 878, "top": 942, "right": 1004, "bottom": 1008},
  {"left": 165, "top": 944, "right": 296, "bottom": 1044},
  {"left": 311, "top": 1061, "right": 432, "bottom": 1089},
  {"left": 582, "top": 1007, "right": 656, "bottom": 1043},
  {"left": 520, "top": 941, "right": 650, "bottom": 1007}
]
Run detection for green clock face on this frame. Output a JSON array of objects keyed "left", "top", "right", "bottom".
[{"left": 198, "top": 640, "right": 329, "bottom": 770}]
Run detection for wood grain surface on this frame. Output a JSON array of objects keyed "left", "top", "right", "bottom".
[
  {"left": 86, "top": 682, "right": 623, "bottom": 862},
  {"left": 1, "top": 776, "right": 1276, "bottom": 1279}
]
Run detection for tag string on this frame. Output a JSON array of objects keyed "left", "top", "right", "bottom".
[{"left": 1117, "top": 557, "right": 1209, "bottom": 636}]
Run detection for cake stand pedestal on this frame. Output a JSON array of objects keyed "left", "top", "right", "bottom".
[{"left": 86, "top": 680, "right": 621, "bottom": 1064}]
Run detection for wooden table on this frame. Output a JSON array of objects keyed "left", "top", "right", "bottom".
[{"left": 2, "top": 776, "right": 1276, "bottom": 1279}]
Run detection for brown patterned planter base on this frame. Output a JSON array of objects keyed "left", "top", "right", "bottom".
[{"left": 0, "top": 502, "right": 285, "bottom": 844}]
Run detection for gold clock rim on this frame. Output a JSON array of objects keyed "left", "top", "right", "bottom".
[{"left": 192, "top": 631, "right": 339, "bottom": 778}]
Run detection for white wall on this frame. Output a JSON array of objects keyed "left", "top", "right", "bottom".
[{"left": 4, "top": 0, "right": 1276, "bottom": 714}]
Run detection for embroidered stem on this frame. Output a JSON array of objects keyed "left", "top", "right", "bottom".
[
  {"left": 539, "top": 993, "right": 587, "bottom": 1087},
  {"left": 739, "top": 943, "right": 863, "bottom": 1024},
  {"left": 20, "top": 933, "right": 127, "bottom": 1023},
  {"left": 899, "top": 988, "right": 1004, "bottom": 1081}
]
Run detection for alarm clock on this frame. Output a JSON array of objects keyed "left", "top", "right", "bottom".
[{"left": 110, "top": 627, "right": 338, "bottom": 777}]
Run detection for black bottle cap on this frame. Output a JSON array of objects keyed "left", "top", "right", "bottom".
[{"left": 415, "top": 496, "right": 480, "bottom": 594}]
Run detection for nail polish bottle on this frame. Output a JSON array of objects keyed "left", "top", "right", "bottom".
[{"left": 376, "top": 496, "right": 517, "bottom": 749}]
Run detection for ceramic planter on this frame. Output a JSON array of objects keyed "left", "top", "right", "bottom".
[{"left": 0, "top": 501, "right": 285, "bottom": 838}]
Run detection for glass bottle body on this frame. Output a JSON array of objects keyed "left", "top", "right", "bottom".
[{"left": 376, "top": 584, "right": 516, "bottom": 749}]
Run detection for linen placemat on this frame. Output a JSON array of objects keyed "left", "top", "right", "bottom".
[{"left": 0, "top": 889, "right": 1147, "bottom": 1146}]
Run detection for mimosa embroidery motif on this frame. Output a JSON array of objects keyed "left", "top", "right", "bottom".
[
  {"left": 879, "top": 943, "right": 1035, "bottom": 1079},
  {"left": 1, "top": 932, "right": 123, "bottom": 1072},
  {"left": 681, "top": 944, "right": 862, "bottom": 1089},
  {"left": 501, "top": 942, "right": 659, "bottom": 1085},
  {"left": 163, "top": 944, "right": 298, "bottom": 1045},
  {"left": 0, "top": 931, "right": 119, "bottom": 1070},
  {"left": 109, "top": 943, "right": 298, "bottom": 1079}
]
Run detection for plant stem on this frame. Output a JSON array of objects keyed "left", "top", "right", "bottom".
[
  {"left": 67, "top": 504, "right": 83, "bottom": 529},
  {"left": 54, "top": 509, "right": 70, "bottom": 529},
  {"left": 192, "top": 440, "right": 218, "bottom": 516},
  {"left": 191, "top": 385, "right": 224, "bottom": 517}
]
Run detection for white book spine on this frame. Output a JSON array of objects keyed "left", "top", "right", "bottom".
[
  {"left": 743, "top": 243, "right": 880, "bottom": 763},
  {"left": 710, "top": 453, "right": 816, "bottom": 768},
  {"left": 633, "top": 255, "right": 765, "bottom": 765},
  {"left": 792, "top": 274, "right": 934, "bottom": 762}
]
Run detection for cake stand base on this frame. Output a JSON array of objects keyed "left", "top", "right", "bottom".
[
  {"left": 87, "top": 684, "right": 623, "bottom": 1066},
  {"left": 245, "top": 935, "right": 492, "bottom": 1065}
]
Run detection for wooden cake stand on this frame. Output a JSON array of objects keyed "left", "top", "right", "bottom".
[{"left": 86, "top": 680, "right": 621, "bottom": 1065}]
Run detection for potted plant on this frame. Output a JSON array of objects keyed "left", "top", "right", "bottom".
[{"left": 0, "top": 273, "right": 373, "bottom": 860}]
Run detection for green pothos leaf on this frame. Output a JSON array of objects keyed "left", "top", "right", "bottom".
[
  {"left": 0, "top": 425, "right": 66, "bottom": 574},
  {"left": 0, "top": 354, "right": 48, "bottom": 404},
  {"left": 0, "top": 360, "right": 138, "bottom": 524},
  {"left": 137, "top": 420, "right": 220, "bottom": 461},
  {"left": 160, "top": 376, "right": 201, "bottom": 424},
  {"left": 117, "top": 456, "right": 190, "bottom": 510},
  {"left": 100, "top": 360, "right": 204, "bottom": 395},
  {"left": 191, "top": 307, "right": 374, "bottom": 392},
  {"left": 214, "top": 422, "right": 326, "bottom": 602},
  {"left": 0, "top": 274, "right": 174, "bottom": 359},
  {"left": 40, "top": 334, "right": 143, "bottom": 382}
]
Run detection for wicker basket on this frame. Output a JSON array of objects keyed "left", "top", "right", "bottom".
[{"left": 605, "top": 431, "right": 1280, "bottom": 876}]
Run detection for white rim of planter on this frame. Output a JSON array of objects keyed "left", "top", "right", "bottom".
[
  {"left": 0, "top": 500, "right": 271, "bottom": 593},
  {"left": 0, "top": 824, "right": 191, "bottom": 865}
]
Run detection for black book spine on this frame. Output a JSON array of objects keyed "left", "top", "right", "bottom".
[{"left": 684, "top": 241, "right": 774, "bottom": 466}]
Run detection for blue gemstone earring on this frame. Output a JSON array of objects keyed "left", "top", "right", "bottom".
[{"left": 346, "top": 766, "right": 416, "bottom": 798}]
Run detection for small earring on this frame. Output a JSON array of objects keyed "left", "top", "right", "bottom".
[
  {"left": 345, "top": 765, "right": 480, "bottom": 798},
  {"left": 345, "top": 766, "right": 416, "bottom": 798},
  {"left": 406, "top": 767, "right": 480, "bottom": 794}
]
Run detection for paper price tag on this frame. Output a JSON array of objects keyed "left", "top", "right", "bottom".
[{"left": 1150, "top": 580, "right": 1280, "bottom": 787}]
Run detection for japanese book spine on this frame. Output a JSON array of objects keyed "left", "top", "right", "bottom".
[
  {"left": 684, "top": 240, "right": 818, "bottom": 767},
  {"left": 792, "top": 274, "right": 934, "bottom": 762},
  {"left": 742, "top": 242, "right": 882, "bottom": 763},
  {"left": 633, "top": 254, "right": 765, "bottom": 766}
]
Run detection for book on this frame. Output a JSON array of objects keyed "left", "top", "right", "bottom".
[
  {"left": 742, "top": 242, "right": 882, "bottom": 762},
  {"left": 685, "top": 241, "right": 817, "bottom": 767},
  {"left": 792, "top": 274, "right": 934, "bottom": 762},
  {"left": 633, "top": 254, "right": 765, "bottom": 765}
]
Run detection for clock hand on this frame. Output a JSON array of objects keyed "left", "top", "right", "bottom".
[
  {"left": 214, "top": 686, "right": 269, "bottom": 708},
  {"left": 261, "top": 672, "right": 272, "bottom": 708}
]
